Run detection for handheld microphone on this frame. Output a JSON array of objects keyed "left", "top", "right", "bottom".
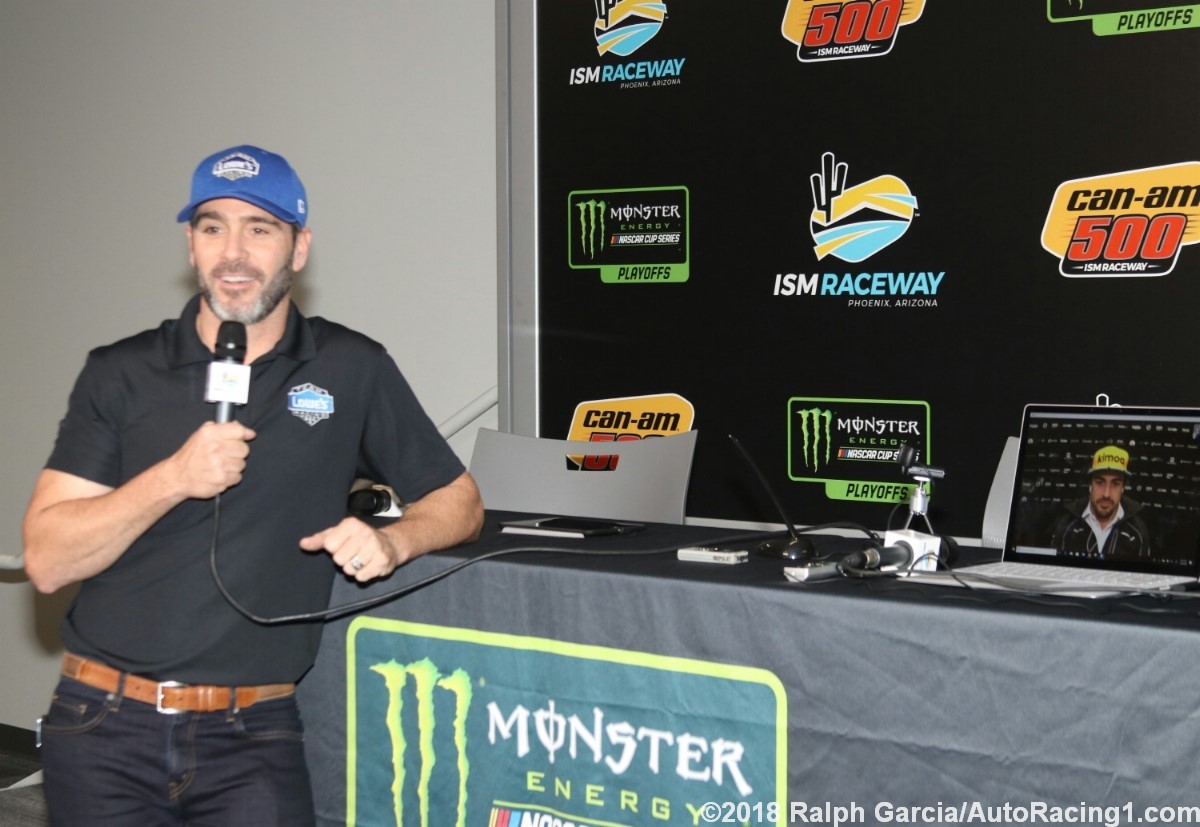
[
  {"left": 206, "top": 321, "right": 250, "bottom": 422},
  {"left": 840, "top": 541, "right": 914, "bottom": 572}
]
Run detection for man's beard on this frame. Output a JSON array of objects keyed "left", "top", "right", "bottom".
[
  {"left": 1091, "top": 497, "right": 1117, "bottom": 521},
  {"left": 199, "top": 260, "right": 294, "bottom": 325}
]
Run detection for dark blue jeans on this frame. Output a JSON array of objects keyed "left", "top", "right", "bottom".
[{"left": 40, "top": 677, "right": 316, "bottom": 826}]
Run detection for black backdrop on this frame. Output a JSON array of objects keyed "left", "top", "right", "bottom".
[{"left": 528, "top": 1, "right": 1200, "bottom": 536}]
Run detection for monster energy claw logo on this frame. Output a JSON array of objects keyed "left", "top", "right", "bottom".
[
  {"left": 371, "top": 658, "right": 472, "bottom": 827},
  {"left": 796, "top": 408, "right": 833, "bottom": 472},
  {"left": 576, "top": 199, "right": 606, "bottom": 259}
]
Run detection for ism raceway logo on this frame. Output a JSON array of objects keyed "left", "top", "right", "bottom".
[
  {"left": 1047, "top": 0, "right": 1197, "bottom": 36},
  {"left": 1041, "top": 162, "right": 1200, "bottom": 277},
  {"left": 565, "top": 393, "right": 695, "bottom": 470},
  {"left": 570, "top": 188, "right": 689, "bottom": 284},
  {"left": 773, "top": 152, "right": 945, "bottom": 309},
  {"left": 347, "top": 618, "right": 786, "bottom": 827},
  {"left": 781, "top": 0, "right": 926, "bottom": 62},
  {"left": 569, "top": 1, "right": 686, "bottom": 89},
  {"left": 789, "top": 397, "right": 931, "bottom": 503}
]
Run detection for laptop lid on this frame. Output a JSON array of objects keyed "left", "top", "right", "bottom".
[{"left": 1003, "top": 404, "right": 1200, "bottom": 580}]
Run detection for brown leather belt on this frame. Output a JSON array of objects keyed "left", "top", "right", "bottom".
[{"left": 62, "top": 653, "right": 295, "bottom": 714}]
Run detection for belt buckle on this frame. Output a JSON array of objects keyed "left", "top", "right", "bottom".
[{"left": 155, "top": 681, "right": 187, "bottom": 714}]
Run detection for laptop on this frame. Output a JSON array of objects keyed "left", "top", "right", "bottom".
[{"left": 915, "top": 403, "right": 1200, "bottom": 596}]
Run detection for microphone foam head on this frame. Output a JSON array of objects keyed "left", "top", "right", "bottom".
[{"left": 215, "top": 321, "right": 247, "bottom": 363}]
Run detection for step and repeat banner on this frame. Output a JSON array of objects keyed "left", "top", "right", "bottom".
[{"left": 527, "top": 1, "right": 1200, "bottom": 537}]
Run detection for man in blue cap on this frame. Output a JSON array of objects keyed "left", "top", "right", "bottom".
[{"left": 23, "top": 145, "right": 484, "bottom": 825}]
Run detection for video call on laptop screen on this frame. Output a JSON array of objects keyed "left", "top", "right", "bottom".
[{"left": 1006, "top": 406, "right": 1200, "bottom": 576}]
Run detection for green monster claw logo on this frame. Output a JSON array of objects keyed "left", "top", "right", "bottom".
[
  {"left": 371, "top": 658, "right": 472, "bottom": 827},
  {"left": 795, "top": 407, "right": 833, "bottom": 472},
  {"left": 576, "top": 198, "right": 606, "bottom": 259}
]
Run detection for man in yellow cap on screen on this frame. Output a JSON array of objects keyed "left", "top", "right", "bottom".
[{"left": 1052, "top": 445, "right": 1150, "bottom": 560}]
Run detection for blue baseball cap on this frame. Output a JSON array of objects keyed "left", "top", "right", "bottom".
[{"left": 177, "top": 145, "right": 308, "bottom": 227}]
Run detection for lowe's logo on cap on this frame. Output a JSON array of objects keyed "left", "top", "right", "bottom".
[
  {"left": 213, "top": 152, "right": 260, "bottom": 181},
  {"left": 288, "top": 383, "right": 334, "bottom": 427},
  {"left": 177, "top": 144, "right": 308, "bottom": 227}
]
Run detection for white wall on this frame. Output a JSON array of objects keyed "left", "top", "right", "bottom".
[{"left": 0, "top": 1, "right": 499, "bottom": 731}]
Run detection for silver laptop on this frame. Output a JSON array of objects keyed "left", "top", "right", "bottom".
[{"left": 917, "top": 404, "right": 1200, "bottom": 596}]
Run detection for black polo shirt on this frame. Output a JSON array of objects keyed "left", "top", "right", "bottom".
[{"left": 46, "top": 296, "right": 465, "bottom": 684}]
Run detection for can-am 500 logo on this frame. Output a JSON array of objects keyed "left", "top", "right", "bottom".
[
  {"left": 782, "top": 0, "right": 926, "bottom": 62},
  {"left": 1041, "top": 162, "right": 1200, "bottom": 277},
  {"left": 566, "top": 393, "right": 695, "bottom": 470}
]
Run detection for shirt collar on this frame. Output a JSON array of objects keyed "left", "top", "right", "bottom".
[{"left": 166, "top": 295, "right": 317, "bottom": 368}]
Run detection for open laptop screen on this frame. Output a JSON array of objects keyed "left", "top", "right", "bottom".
[{"left": 1004, "top": 405, "right": 1200, "bottom": 577}]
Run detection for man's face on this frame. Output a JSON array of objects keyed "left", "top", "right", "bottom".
[
  {"left": 186, "top": 198, "right": 311, "bottom": 325},
  {"left": 1089, "top": 471, "right": 1126, "bottom": 523}
]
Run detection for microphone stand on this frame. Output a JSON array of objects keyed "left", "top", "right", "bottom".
[
  {"left": 889, "top": 445, "right": 955, "bottom": 571},
  {"left": 896, "top": 444, "right": 945, "bottom": 535}
]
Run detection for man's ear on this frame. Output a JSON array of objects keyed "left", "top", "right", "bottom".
[
  {"left": 291, "top": 227, "right": 313, "bottom": 271},
  {"left": 184, "top": 223, "right": 196, "bottom": 267}
]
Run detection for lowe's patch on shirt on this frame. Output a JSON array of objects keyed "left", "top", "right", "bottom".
[{"left": 288, "top": 383, "right": 335, "bottom": 426}]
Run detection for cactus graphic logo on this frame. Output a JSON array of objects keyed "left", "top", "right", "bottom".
[
  {"left": 782, "top": 0, "right": 926, "bottom": 62},
  {"left": 1041, "top": 162, "right": 1200, "bottom": 277},
  {"left": 809, "top": 152, "right": 917, "bottom": 264},
  {"left": 1047, "top": 0, "right": 1195, "bottom": 36},
  {"left": 594, "top": 0, "right": 667, "bottom": 57}
]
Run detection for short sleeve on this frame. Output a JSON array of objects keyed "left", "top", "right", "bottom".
[
  {"left": 357, "top": 348, "right": 465, "bottom": 503},
  {"left": 45, "top": 351, "right": 123, "bottom": 487}
]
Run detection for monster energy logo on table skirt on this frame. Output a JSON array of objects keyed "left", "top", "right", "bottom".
[{"left": 347, "top": 618, "right": 785, "bottom": 826}]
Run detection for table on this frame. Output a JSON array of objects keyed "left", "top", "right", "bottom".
[{"left": 297, "top": 512, "right": 1200, "bottom": 826}]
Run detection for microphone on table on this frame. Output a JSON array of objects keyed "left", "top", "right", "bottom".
[
  {"left": 839, "top": 541, "right": 914, "bottom": 573},
  {"left": 727, "top": 434, "right": 817, "bottom": 561},
  {"left": 205, "top": 321, "right": 250, "bottom": 422},
  {"left": 348, "top": 486, "right": 405, "bottom": 518},
  {"left": 793, "top": 541, "right": 917, "bottom": 583}
]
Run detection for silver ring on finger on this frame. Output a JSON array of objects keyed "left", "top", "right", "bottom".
[{"left": 350, "top": 555, "right": 365, "bottom": 572}]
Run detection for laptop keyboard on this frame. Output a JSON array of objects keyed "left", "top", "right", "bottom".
[{"left": 965, "top": 561, "right": 1189, "bottom": 591}]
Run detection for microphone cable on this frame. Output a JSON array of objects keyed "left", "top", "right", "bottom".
[{"left": 207, "top": 494, "right": 783, "bottom": 625}]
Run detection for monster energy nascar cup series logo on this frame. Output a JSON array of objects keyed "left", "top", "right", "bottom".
[
  {"left": 568, "top": 186, "right": 689, "bottom": 283},
  {"left": 789, "top": 397, "right": 931, "bottom": 503}
]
